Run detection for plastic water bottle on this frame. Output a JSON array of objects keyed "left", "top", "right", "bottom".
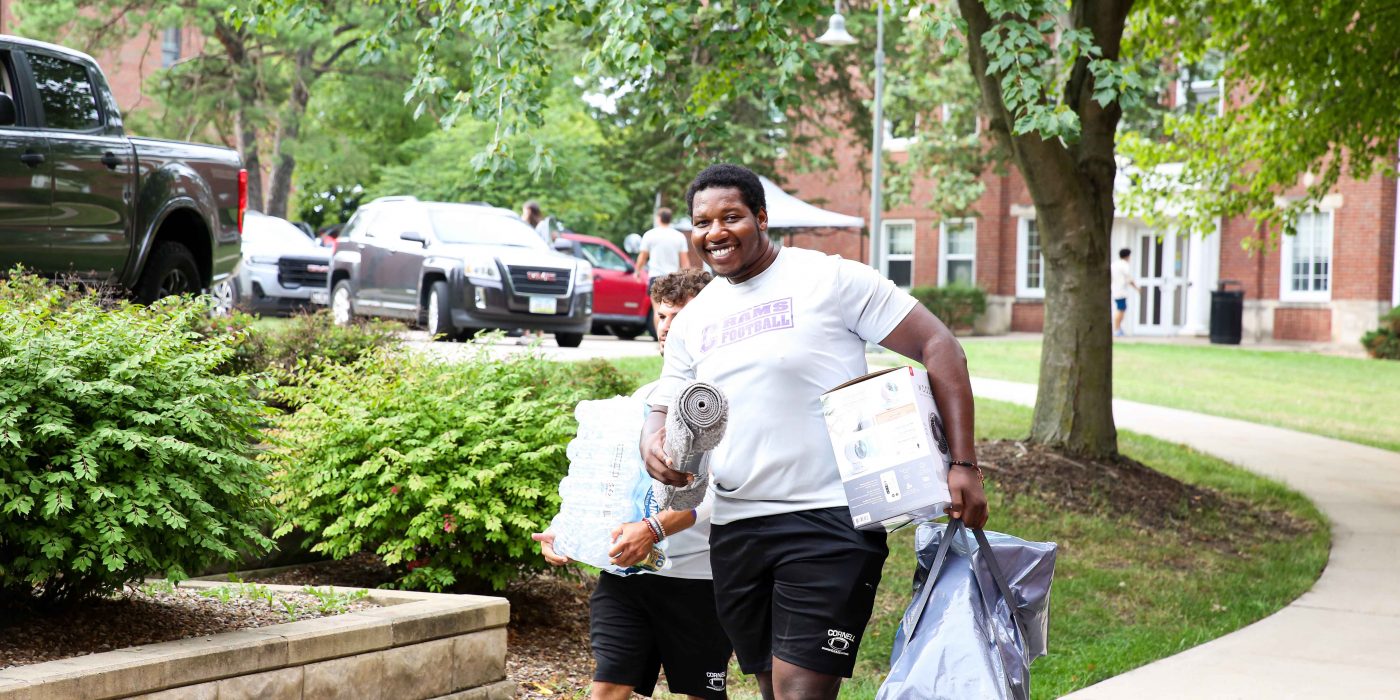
[{"left": 549, "top": 396, "right": 669, "bottom": 574}]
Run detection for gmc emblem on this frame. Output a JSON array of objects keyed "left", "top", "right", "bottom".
[
  {"left": 307, "top": 264, "right": 329, "bottom": 273},
  {"left": 526, "top": 271, "right": 558, "bottom": 282}
]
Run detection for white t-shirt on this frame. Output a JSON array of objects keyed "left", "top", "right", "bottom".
[
  {"left": 633, "top": 381, "right": 713, "bottom": 580},
  {"left": 639, "top": 226, "right": 689, "bottom": 276},
  {"left": 1111, "top": 258, "right": 1135, "bottom": 299},
  {"left": 650, "top": 247, "right": 918, "bottom": 525}
]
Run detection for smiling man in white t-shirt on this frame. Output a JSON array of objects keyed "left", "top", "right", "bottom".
[
  {"left": 641, "top": 164, "right": 987, "bottom": 699},
  {"left": 535, "top": 269, "right": 731, "bottom": 700}
]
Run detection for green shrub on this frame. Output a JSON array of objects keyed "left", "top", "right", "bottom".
[
  {"left": 193, "top": 310, "right": 402, "bottom": 379},
  {"left": 555, "top": 358, "right": 641, "bottom": 398},
  {"left": 265, "top": 346, "right": 619, "bottom": 592},
  {"left": 910, "top": 284, "right": 988, "bottom": 332},
  {"left": 1361, "top": 306, "right": 1400, "bottom": 360},
  {"left": 0, "top": 275, "right": 274, "bottom": 607}
]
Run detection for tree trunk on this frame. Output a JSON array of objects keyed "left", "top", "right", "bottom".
[
  {"left": 214, "top": 20, "right": 265, "bottom": 213},
  {"left": 265, "top": 51, "right": 313, "bottom": 219},
  {"left": 235, "top": 110, "right": 264, "bottom": 213},
  {"left": 1030, "top": 189, "right": 1117, "bottom": 456},
  {"left": 957, "top": 0, "right": 1132, "bottom": 459}
]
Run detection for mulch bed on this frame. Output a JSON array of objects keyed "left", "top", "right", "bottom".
[
  {"left": 0, "top": 583, "right": 377, "bottom": 671},
  {"left": 2, "top": 439, "right": 1312, "bottom": 691},
  {"left": 978, "top": 439, "right": 1313, "bottom": 541}
]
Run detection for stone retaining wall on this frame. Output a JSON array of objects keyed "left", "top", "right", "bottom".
[{"left": 0, "top": 582, "right": 512, "bottom": 700}]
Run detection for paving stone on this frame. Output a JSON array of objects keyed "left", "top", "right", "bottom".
[
  {"left": 216, "top": 666, "right": 303, "bottom": 700},
  {"left": 302, "top": 648, "right": 387, "bottom": 700},
  {"left": 451, "top": 628, "right": 508, "bottom": 690},
  {"left": 379, "top": 638, "right": 455, "bottom": 699},
  {"left": 124, "top": 681, "right": 219, "bottom": 700},
  {"left": 429, "top": 679, "right": 516, "bottom": 700},
  {"left": 277, "top": 613, "right": 395, "bottom": 666},
  {"left": 357, "top": 599, "right": 508, "bottom": 647},
  {"left": 113, "top": 629, "right": 288, "bottom": 690}
]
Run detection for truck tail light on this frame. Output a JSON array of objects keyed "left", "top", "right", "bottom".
[{"left": 237, "top": 169, "right": 248, "bottom": 235}]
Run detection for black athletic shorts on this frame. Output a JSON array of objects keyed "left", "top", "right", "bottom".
[
  {"left": 709, "top": 506, "right": 888, "bottom": 678},
  {"left": 589, "top": 572, "right": 733, "bottom": 698}
]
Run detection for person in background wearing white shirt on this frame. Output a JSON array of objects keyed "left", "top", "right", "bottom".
[
  {"left": 642, "top": 164, "right": 987, "bottom": 700},
  {"left": 534, "top": 268, "right": 732, "bottom": 700},
  {"left": 634, "top": 208, "right": 691, "bottom": 287},
  {"left": 522, "top": 200, "right": 554, "bottom": 245},
  {"left": 1111, "top": 248, "right": 1139, "bottom": 337}
]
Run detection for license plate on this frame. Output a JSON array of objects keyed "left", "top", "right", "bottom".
[
  {"left": 310, "top": 290, "right": 329, "bottom": 305},
  {"left": 529, "top": 295, "right": 556, "bottom": 314}
]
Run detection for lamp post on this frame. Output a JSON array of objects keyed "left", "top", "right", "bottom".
[{"left": 818, "top": 0, "right": 885, "bottom": 274}]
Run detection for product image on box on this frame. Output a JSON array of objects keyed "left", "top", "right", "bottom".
[{"left": 821, "top": 366, "right": 952, "bottom": 531}]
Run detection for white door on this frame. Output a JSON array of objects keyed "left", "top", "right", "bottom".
[{"left": 1133, "top": 226, "right": 1191, "bottom": 335}]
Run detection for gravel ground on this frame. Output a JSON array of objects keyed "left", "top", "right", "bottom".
[{"left": 0, "top": 583, "right": 377, "bottom": 670}]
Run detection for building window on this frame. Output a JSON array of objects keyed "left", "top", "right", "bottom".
[
  {"left": 1178, "top": 52, "right": 1223, "bottom": 116},
  {"left": 882, "top": 220, "right": 915, "bottom": 288},
  {"left": 1280, "top": 210, "right": 1333, "bottom": 302},
  {"left": 162, "top": 28, "right": 182, "bottom": 68},
  {"left": 941, "top": 102, "right": 979, "bottom": 136},
  {"left": 940, "top": 218, "right": 976, "bottom": 287},
  {"left": 1016, "top": 217, "right": 1044, "bottom": 298},
  {"left": 883, "top": 117, "right": 918, "bottom": 152}
]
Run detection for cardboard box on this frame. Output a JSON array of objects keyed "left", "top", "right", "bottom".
[{"left": 820, "top": 366, "right": 952, "bottom": 531}]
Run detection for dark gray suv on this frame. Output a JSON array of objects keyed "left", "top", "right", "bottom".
[{"left": 327, "top": 197, "right": 594, "bottom": 346}]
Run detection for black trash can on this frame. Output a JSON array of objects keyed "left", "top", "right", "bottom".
[{"left": 1210, "top": 281, "right": 1245, "bottom": 345}]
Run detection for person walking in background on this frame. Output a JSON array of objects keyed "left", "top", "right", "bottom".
[
  {"left": 634, "top": 208, "right": 691, "bottom": 286},
  {"left": 535, "top": 268, "right": 732, "bottom": 700},
  {"left": 1112, "top": 247, "right": 1139, "bottom": 337}
]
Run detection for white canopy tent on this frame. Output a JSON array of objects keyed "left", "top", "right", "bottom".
[
  {"left": 674, "top": 175, "right": 865, "bottom": 231},
  {"left": 759, "top": 176, "right": 865, "bottom": 229}
]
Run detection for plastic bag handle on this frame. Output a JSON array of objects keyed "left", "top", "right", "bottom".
[
  {"left": 901, "top": 518, "right": 962, "bottom": 636},
  {"left": 971, "top": 526, "right": 1030, "bottom": 649}
]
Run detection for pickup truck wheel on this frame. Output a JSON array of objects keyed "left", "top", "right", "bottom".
[
  {"left": 331, "top": 280, "right": 355, "bottom": 326},
  {"left": 209, "top": 278, "right": 239, "bottom": 317},
  {"left": 555, "top": 332, "right": 584, "bottom": 348},
  {"left": 134, "top": 242, "right": 200, "bottom": 304},
  {"left": 425, "top": 281, "right": 454, "bottom": 341},
  {"left": 613, "top": 326, "right": 642, "bottom": 341}
]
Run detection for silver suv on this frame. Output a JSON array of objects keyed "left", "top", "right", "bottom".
[{"left": 327, "top": 197, "right": 594, "bottom": 346}]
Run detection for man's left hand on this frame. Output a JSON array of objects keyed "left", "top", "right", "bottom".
[
  {"left": 946, "top": 466, "right": 989, "bottom": 529},
  {"left": 608, "top": 521, "right": 655, "bottom": 567}
]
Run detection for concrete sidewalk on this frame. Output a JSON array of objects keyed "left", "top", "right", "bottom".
[{"left": 969, "top": 377, "right": 1400, "bottom": 699}]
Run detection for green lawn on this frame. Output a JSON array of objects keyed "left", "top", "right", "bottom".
[
  {"left": 610, "top": 354, "right": 1327, "bottom": 699},
  {"left": 952, "top": 340, "right": 1400, "bottom": 453}
]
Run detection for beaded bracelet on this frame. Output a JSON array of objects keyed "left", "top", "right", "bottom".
[
  {"left": 950, "top": 459, "right": 985, "bottom": 483},
  {"left": 651, "top": 515, "right": 668, "bottom": 541},
  {"left": 642, "top": 517, "right": 661, "bottom": 543}
]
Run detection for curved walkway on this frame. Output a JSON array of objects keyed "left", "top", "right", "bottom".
[{"left": 968, "top": 377, "right": 1400, "bottom": 699}]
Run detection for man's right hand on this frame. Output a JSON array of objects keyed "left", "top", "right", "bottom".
[
  {"left": 642, "top": 425, "right": 692, "bottom": 487},
  {"left": 531, "top": 530, "right": 572, "bottom": 566}
]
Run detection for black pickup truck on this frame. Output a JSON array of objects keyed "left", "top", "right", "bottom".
[{"left": 0, "top": 36, "right": 243, "bottom": 303}]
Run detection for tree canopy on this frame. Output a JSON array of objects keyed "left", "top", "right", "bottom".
[{"left": 1121, "top": 0, "right": 1400, "bottom": 239}]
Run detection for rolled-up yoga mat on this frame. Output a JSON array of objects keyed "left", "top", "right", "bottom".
[
  {"left": 658, "top": 381, "right": 727, "bottom": 511},
  {"left": 665, "top": 381, "right": 727, "bottom": 474}
]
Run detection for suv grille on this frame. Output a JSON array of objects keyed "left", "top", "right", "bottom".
[
  {"left": 507, "top": 266, "right": 572, "bottom": 296},
  {"left": 278, "top": 257, "right": 330, "bottom": 288}
]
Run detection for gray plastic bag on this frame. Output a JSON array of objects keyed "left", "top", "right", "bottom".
[{"left": 877, "top": 519, "right": 1057, "bottom": 700}]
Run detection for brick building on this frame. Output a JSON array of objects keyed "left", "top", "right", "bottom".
[
  {"left": 779, "top": 113, "right": 1399, "bottom": 346},
  {"left": 1, "top": 2, "right": 202, "bottom": 115}
]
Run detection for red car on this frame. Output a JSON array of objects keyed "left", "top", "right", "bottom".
[{"left": 556, "top": 232, "right": 653, "bottom": 340}]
